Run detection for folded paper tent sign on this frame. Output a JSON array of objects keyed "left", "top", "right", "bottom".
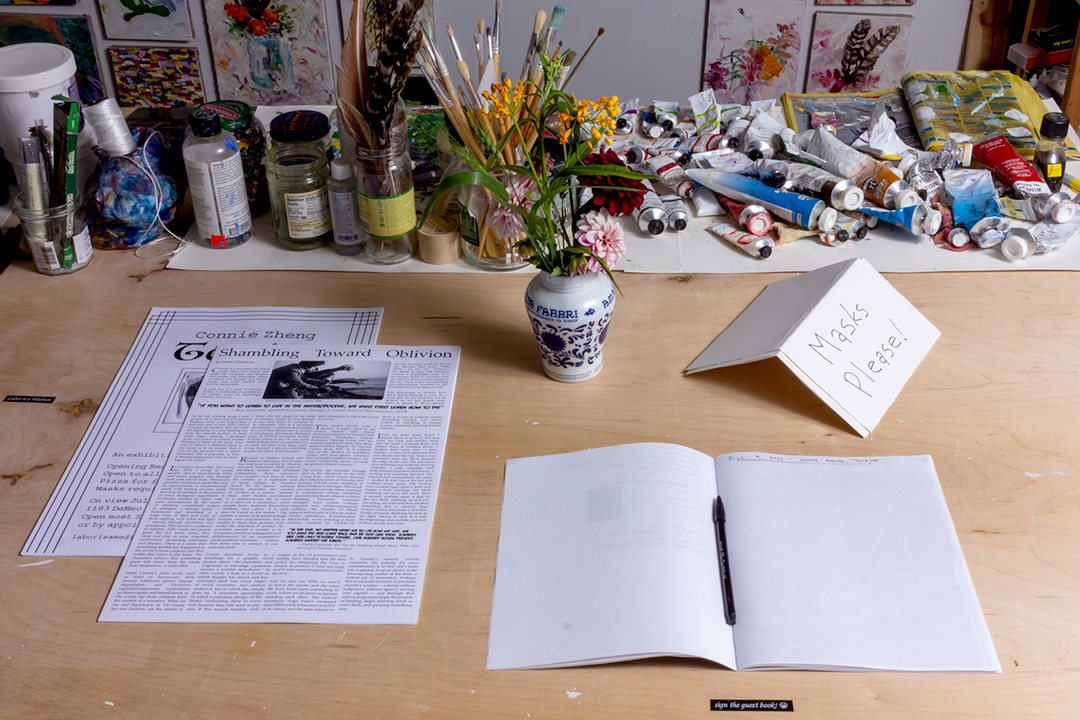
[{"left": 685, "top": 258, "right": 940, "bottom": 437}]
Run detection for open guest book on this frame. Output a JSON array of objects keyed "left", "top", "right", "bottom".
[{"left": 487, "top": 444, "right": 1000, "bottom": 672}]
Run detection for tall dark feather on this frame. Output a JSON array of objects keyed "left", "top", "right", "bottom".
[
  {"left": 840, "top": 19, "right": 871, "bottom": 84},
  {"left": 362, "top": 0, "right": 425, "bottom": 147},
  {"left": 854, "top": 26, "right": 900, "bottom": 80}
]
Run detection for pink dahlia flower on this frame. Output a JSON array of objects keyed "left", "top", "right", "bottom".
[
  {"left": 486, "top": 174, "right": 538, "bottom": 240},
  {"left": 575, "top": 208, "right": 626, "bottom": 274}
]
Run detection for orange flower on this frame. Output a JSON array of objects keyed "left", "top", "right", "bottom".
[
  {"left": 224, "top": 3, "right": 248, "bottom": 21},
  {"left": 249, "top": 19, "right": 267, "bottom": 36},
  {"left": 263, "top": 8, "right": 279, "bottom": 24}
]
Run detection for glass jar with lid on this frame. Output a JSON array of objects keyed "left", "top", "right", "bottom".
[{"left": 266, "top": 110, "right": 333, "bottom": 250}]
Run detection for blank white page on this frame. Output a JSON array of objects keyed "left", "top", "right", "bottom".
[
  {"left": 715, "top": 453, "right": 1000, "bottom": 672},
  {"left": 488, "top": 443, "right": 736, "bottom": 670}
]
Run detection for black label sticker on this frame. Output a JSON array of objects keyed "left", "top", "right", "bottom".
[
  {"left": 712, "top": 700, "right": 793, "bottom": 712},
  {"left": 4, "top": 395, "right": 55, "bottom": 403}
]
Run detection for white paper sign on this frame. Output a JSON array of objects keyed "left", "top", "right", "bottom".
[{"left": 685, "top": 258, "right": 940, "bottom": 436}]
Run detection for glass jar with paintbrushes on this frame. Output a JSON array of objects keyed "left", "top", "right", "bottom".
[{"left": 352, "top": 99, "right": 417, "bottom": 264}]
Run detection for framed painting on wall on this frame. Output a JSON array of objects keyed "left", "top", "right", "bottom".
[
  {"left": 816, "top": 1, "right": 914, "bottom": 5},
  {"left": 0, "top": 14, "right": 105, "bottom": 104},
  {"left": 806, "top": 12, "right": 912, "bottom": 93},
  {"left": 703, "top": 0, "right": 804, "bottom": 105},
  {"left": 0, "top": 1, "right": 78, "bottom": 5},
  {"left": 109, "top": 46, "right": 204, "bottom": 107},
  {"left": 205, "top": 0, "right": 335, "bottom": 105},
  {"left": 98, "top": 0, "right": 194, "bottom": 42}
]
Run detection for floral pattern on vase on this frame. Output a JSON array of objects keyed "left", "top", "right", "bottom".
[{"left": 524, "top": 271, "right": 615, "bottom": 382}]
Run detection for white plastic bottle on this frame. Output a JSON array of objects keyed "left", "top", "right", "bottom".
[
  {"left": 327, "top": 156, "right": 364, "bottom": 255},
  {"left": 183, "top": 106, "right": 252, "bottom": 248}
]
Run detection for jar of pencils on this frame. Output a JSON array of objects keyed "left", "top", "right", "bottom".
[
  {"left": 457, "top": 181, "right": 532, "bottom": 271},
  {"left": 266, "top": 111, "right": 333, "bottom": 251},
  {"left": 14, "top": 190, "right": 92, "bottom": 275},
  {"left": 354, "top": 100, "right": 416, "bottom": 264}
]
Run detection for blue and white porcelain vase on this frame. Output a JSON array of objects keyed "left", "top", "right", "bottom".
[{"left": 524, "top": 270, "right": 616, "bottom": 382}]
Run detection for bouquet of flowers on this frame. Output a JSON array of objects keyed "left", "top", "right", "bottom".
[
  {"left": 223, "top": 0, "right": 295, "bottom": 38},
  {"left": 419, "top": 51, "right": 649, "bottom": 278}
]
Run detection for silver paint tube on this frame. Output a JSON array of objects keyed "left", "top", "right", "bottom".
[
  {"left": 722, "top": 117, "right": 751, "bottom": 150},
  {"left": 1001, "top": 219, "right": 1080, "bottom": 261},
  {"left": 659, "top": 194, "right": 688, "bottom": 231},
  {"left": 653, "top": 101, "right": 680, "bottom": 132},
  {"left": 633, "top": 179, "right": 667, "bottom": 235},
  {"left": 708, "top": 221, "right": 774, "bottom": 258},
  {"left": 645, "top": 152, "right": 695, "bottom": 199},
  {"left": 832, "top": 211, "right": 868, "bottom": 240},
  {"left": 784, "top": 162, "right": 864, "bottom": 211},
  {"left": 614, "top": 97, "right": 640, "bottom": 135}
]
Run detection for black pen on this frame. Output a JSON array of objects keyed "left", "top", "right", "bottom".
[{"left": 714, "top": 495, "right": 736, "bottom": 626}]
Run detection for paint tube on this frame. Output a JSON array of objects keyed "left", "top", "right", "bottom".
[
  {"left": 708, "top": 221, "right": 774, "bottom": 258},
  {"left": 645, "top": 153, "right": 695, "bottom": 199},
  {"left": 996, "top": 196, "right": 1041, "bottom": 222},
  {"left": 633, "top": 179, "right": 667, "bottom": 235},
  {"left": 659, "top": 194, "right": 688, "bottom": 231},
  {"left": 832, "top": 211, "right": 868, "bottom": 240},
  {"left": 639, "top": 107, "right": 663, "bottom": 139},
  {"left": 690, "top": 186, "right": 724, "bottom": 217},
  {"left": 819, "top": 228, "right": 849, "bottom": 246},
  {"left": 777, "top": 127, "right": 827, "bottom": 168},
  {"left": 857, "top": 202, "right": 942, "bottom": 236},
  {"left": 713, "top": 194, "right": 772, "bottom": 235},
  {"left": 968, "top": 216, "right": 1008, "bottom": 248},
  {"left": 653, "top": 101, "right": 680, "bottom": 132},
  {"left": 625, "top": 143, "right": 648, "bottom": 166},
  {"left": 679, "top": 134, "right": 727, "bottom": 154},
  {"left": 689, "top": 90, "right": 721, "bottom": 135},
  {"left": 947, "top": 227, "right": 971, "bottom": 248},
  {"left": 692, "top": 150, "right": 753, "bottom": 174},
  {"left": 804, "top": 126, "right": 919, "bottom": 209},
  {"left": 942, "top": 168, "right": 1000, "bottom": 230},
  {"left": 687, "top": 167, "right": 836, "bottom": 231},
  {"left": 613, "top": 98, "right": 640, "bottom": 135},
  {"left": 903, "top": 158, "right": 945, "bottom": 204},
  {"left": 742, "top": 110, "right": 786, "bottom": 160},
  {"left": 1000, "top": 220, "right": 1080, "bottom": 261},
  {"left": 750, "top": 158, "right": 788, "bottom": 188},
  {"left": 971, "top": 131, "right": 1078, "bottom": 223},
  {"left": 718, "top": 105, "right": 748, "bottom": 130},
  {"left": 721, "top": 117, "right": 751, "bottom": 151},
  {"left": 782, "top": 162, "right": 864, "bottom": 211}
]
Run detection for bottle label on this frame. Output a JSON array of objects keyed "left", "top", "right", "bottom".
[
  {"left": 358, "top": 187, "right": 416, "bottom": 238},
  {"left": 284, "top": 187, "right": 332, "bottom": 239},
  {"left": 188, "top": 150, "right": 251, "bottom": 240}
]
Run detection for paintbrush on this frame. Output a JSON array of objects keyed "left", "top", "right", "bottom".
[
  {"left": 519, "top": 9, "right": 546, "bottom": 83},
  {"left": 492, "top": 0, "right": 502, "bottom": 76},
  {"left": 544, "top": 6, "right": 566, "bottom": 57},
  {"left": 561, "top": 26, "right": 604, "bottom": 90},
  {"left": 447, "top": 23, "right": 484, "bottom": 109}
]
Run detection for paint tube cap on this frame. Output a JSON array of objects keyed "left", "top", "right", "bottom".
[
  {"left": 644, "top": 123, "right": 663, "bottom": 139},
  {"left": 834, "top": 228, "right": 849, "bottom": 243},
  {"left": 920, "top": 208, "right": 943, "bottom": 235},
  {"left": 758, "top": 242, "right": 773, "bottom": 259},
  {"left": 947, "top": 227, "right": 970, "bottom": 247},
  {"left": 833, "top": 181, "right": 864, "bottom": 211},
  {"left": 744, "top": 210, "right": 770, "bottom": 235},
  {"left": 852, "top": 223, "right": 868, "bottom": 240},
  {"left": 893, "top": 188, "right": 921, "bottom": 208},
  {"left": 1000, "top": 232, "right": 1032, "bottom": 261},
  {"left": 816, "top": 206, "right": 838, "bottom": 234},
  {"left": 1049, "top": 196, "right": 1077, "bottom": 224}
]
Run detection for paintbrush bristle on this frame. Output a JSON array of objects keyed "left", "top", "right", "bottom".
[
  {"left": 549, "top": 5, "right": 565, "bottom": 29},
  {"left": 533, "top": 10, "right": 546, "bottom": 34}
]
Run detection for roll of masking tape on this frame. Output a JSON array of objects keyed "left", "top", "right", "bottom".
[{"left": 418, "top": 215, "right": 461, "bottom": 265}]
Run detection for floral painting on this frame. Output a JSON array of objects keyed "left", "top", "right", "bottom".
[
  {"left": 703, "top": 0, "right": 804, "bottom": 105},
  {"left": 806, "top": 12, "right": 913, "bottom": 93},
  {"left": 205, "top": 0, "right": 334, "bottom": 105},
  {"left": 98, "top": 0, "right": 193, "bottom": 41}
]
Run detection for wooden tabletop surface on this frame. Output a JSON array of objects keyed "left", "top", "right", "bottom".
[{"left": 1, "top": 250, "right": 1078, "bottom": 718}]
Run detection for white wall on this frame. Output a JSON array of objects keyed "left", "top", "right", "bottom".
[{"left": 0, "top": 0, "right": 972, "bottom": 106}]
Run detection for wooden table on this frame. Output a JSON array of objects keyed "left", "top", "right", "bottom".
[{"left": 2, "top": 251, "right": 1079, "bottom": 718}]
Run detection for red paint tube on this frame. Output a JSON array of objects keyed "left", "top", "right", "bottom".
[
  {"left": 972, "top": 132, "right": 1078, "bottom": 223},
  {"left": 714, "top": 194, "right": 772, "bottom": 235}
]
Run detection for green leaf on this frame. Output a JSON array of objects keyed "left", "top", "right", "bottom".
[{"left": 419, "top": 170, "right": 510, "bottom": 228}]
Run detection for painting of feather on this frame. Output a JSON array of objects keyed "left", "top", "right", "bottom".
[
  {"left": 806, "top": 12, "right": 912, "bottom": 93},
  {"left": 205, "top": 0, "right": 334, "bottom": 105}
]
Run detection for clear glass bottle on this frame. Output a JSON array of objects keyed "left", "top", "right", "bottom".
[
  {"left": 328, "top": 155, "right": 364, "bottom": 255},
  {"left": 183, "top": 106, "right": 252, "bottom": 249},
  {"left": 1036, "top": 112, "right": 1069, "bottom": 193},
  {"left": 266, "top": 110, "right": 332, "bottom": 251},
  {"left": 354, "top": 100, "right": 416, "bottom": 264},
  {"left": 198, "top": 100, "right": 269, "bottom": 217}
]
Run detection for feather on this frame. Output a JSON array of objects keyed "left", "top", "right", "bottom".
[
  {"left": 339, "top": 0, "right": 367, "bottom": 114},
  {"left": 854, "top": 26, "right": 900, "bottom": 80},
  {"left": 840, "top": 19, "right": 871, "bottom": 84},
  {"left": 362, "top": 0, "right": 425, "bottom": 146}
]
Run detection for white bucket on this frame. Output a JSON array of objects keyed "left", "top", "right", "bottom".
[{"left": 0, "top": 43, "right": 78, "bottom": 179}]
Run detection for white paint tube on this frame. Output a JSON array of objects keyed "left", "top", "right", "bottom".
[
  {"left": 653, "top": 101, "right": 680, "bottom": 132},
  {"left": 722, "top": 117, "right": 751, "bottom": 151},
  {"left": 690, "top": 186, "right": 725, "bottom": 216},
  {"left": 648, "top": 137, "right": 682, "bottom": 153},
  {"left": 679, "top": 134, "right": 727, "bottom": 154},
  {"left": 832, "top": 211, "right": 868, "bottom": 240},
  {"left": 670, "top": 122, "right": 696, "bottom": 143},
  {"left": 613, "top": 97, "right": 640, "bottom": 135},
  {"left": 742, "top": 110, "right": 786, "bottom": 160},
  {"left": 783, "top": 162, "right": 864, "bottom": 211},
  {"left": 633, "top": 179, "right": 667, "bottom": 235},
  {"left": 645, "top": 153, "right": 695, "bottom": 199},
  {"left": 659, "top": 194, "right": 688, "bottom": 231},
  {"left": 689, "top": 89, "right": 722, "bottom": 135},
  {"left": 639, "top": 107, "right": 663, "bottom": 139},
  {"left": 692, "top": 150, "right": 754, "bottom": 174},
  {"left": 805, "top": 126, "right": 919, "bottom": 209},
  {"left": 1000, "top": 219, "right": 1080, "bottom": 261},
  {"left": 708, "top": 220, "right": 774, "bottom": 258},
  {"left": 777, "top": 127, "right": 827, "bottom": 167}
]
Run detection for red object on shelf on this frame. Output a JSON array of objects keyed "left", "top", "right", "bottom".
[{"left": 1008, "top": 42, "right": 1073, "bottom": 70}]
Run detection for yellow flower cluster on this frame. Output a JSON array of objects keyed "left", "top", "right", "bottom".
[
  {"left": 481, "top": 78, "right": 527, "bottom": 121},
  {"left": 555, "top": 95, "right": 621, "bottom": 147}
]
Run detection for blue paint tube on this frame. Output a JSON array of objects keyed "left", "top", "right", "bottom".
[
  {"left": 857, "top": 202, "right": 943, "bottom": 236},
  {"left": 942, "top": 168, "right": 999, "bottom": 231},
  {"left": 686, "top": 168, "right": 835, "bottom": 231}
]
